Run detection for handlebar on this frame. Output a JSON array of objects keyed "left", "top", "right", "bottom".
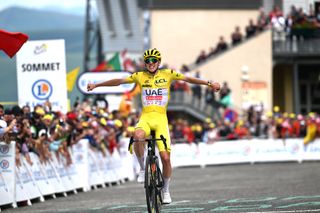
[{"left": 128, "top": 135, "right": 167, "bottom": 152}]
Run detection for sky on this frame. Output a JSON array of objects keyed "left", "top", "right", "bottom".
[{"left": 0, "top": 0, "right": 87, "bottom": 15}]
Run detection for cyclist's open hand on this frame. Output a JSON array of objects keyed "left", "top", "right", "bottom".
[
  {"left": 87, "top": 83, "right": 96, "bottom": 92},
  {"left": 211, "top": 82, "right": 221, "bottom": 92}
]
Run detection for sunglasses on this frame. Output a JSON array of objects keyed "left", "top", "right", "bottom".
[{"left": 145, "top": 57, "right": 158, "bottom": 64}]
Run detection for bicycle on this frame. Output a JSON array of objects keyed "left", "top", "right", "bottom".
[{"left": 128, "top": 130, "right": 167, "bottom": 213}]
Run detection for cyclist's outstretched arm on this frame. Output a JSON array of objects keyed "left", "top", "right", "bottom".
[
  {"left": 182, "top": 75, "right": 221, "bottom": 92},
  {"left": 87, "top": 78, "right": 129, "bottom": 91}
]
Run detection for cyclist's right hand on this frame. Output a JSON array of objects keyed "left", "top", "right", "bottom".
[{"left": 87, "top": 83, "right": 96, "bottom": 91}]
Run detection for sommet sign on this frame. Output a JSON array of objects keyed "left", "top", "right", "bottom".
[{"left": 77, "top": 71, "right": 136, "bottom": 94}]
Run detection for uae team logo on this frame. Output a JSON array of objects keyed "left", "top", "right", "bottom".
[{"left": 32, "top": 79, "right": 53, "bottom": 100}]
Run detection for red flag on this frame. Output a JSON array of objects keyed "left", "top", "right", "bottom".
[
  {"left": 0, "top": 29, "right": 29, "bottom": 58},
  {"left": 90, "top": 61, "right": 107, "bottom": 72}
]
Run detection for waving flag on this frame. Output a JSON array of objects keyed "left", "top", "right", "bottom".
[
  {"left": 107, "top": 52, "right": 121, "bottom": 70},
  {"left": 90, "top": 53, "right": 121, "bottom": 72},
  {"left": 91, "top": 61, "right": 108, "bottom": 72},
  {"left": 67, "top": 67, "right": 80, "bottom": 92},
  {"left": 0, "top": 29, "right": 29, "bottom": 58}
]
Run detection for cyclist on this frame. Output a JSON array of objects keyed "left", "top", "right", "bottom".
[{"left": 87, "top": 48, "right": 220, "bottom": 204}]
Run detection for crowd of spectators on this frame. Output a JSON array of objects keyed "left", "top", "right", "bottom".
[
  {"left": 194, "top": 8, "right": 270, "bottom": 65},
  {"left": 1, "top": 96, "right": 319, "bottom": 168},
  {"left": 194, "top": 4, "right": 320, "bottom": 65},
  {"left": 0, "top": 100, "right": 138, "bottom": 167},
  {"left": 170, "top": 104, "right": 320, "bottom": 146}
]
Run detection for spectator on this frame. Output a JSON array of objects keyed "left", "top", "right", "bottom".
[
  {"left": 257, "top": 7, "right": 269, "bottom": 30},
  {"left": 191, "top": 71, "right": 202, "bottom": 106},
  {"left": 180, "top": 64, "right": 190, "bottom": 72},
  {"left": 268, "top": 5, "right": 283, "bottom": 21},
  {"left": 215, "top": 36, "right": 228, "bottom": 52},
  {"left": 208, "top": 47, "right": 218, "bottom": 57},
  {"left": 182, "top": 120, "right": 194, "bottom": 144},
  {"left": 204, "top": 86, "right": 218, "bottom": 109},
  {"left": 218, "top": 119, "right": 234, "bottom": 140},
  {"left": 172, "top": 120, "right": 185, "bottom": 143},
  {"left": 289, "top": 5, "right": 299, "bottom": 21},
  {"left": 234, "top": 120, "right": 250, "bottom": 139},
  {"left": 231, "top": 26, "right": 243, "bottom": 46},
  {"left": 285, "top": 14, "right": 294, "bottom": 39},
  {"left": 245, "top": 19, "right": 257, "bottom": 38},
  {"left": 191, "top": 123, "right": 203, "bottom": 144},
  {"left": 219, "top": 81, "right": 231, "bottom": 108},
  {"left": 94, "top": 94, "right": 109, "bottom": 110},
  {"left": 0, "top": 104, "right": 4, "bottom": 119},
  {"left": 270, "top": 11, "right": 286, "bottom": 40},
  {"left": 22, "top": 105, "right": 31, "bottom": 119},
  {"left": 15, "top": 117, "right": 33, "bottom": 165},
  {"left": 195, "top": 50, "right": 207, "bottom": 64},
  {"left": 295, "top": 7, "right": 307, "bottom": 24},
  {"left": 203, "top": 123, "right": 218, "bottom": 144},
  {"left": 0, "top": 118, "right": 16, "bottom": 142}
]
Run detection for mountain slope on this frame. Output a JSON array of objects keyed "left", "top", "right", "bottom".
[
  {"left": 0, "top": 7, "right": 86, "bottom": 103},
  {"left": 0, "top": 6, "right": 84, "bottom": 32}
]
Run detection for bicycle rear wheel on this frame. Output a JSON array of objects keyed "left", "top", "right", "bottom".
[{"left": 145, "top": 156, "right": 161, "bottom": 213}]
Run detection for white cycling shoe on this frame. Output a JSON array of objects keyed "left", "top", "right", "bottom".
[
  {"left": 137, "top": 170, "right": 145, "bottom": 183},
  {"left": 162, "top": 192, "right": 172, "bottom": 204}
]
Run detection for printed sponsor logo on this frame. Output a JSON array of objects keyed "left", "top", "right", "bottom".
[
  {"left": 154, "top": 78, "right": 168, "bottom": 87},
  {"left": 34, "top": 43, "right": 47, "bottom": 55},
  {"left": 243, "top": 146, "right": 251, "bottom": 156},
  {"left": 0, "top": 145, "right": 9, "bottom": 154},
  {"left": 32, "top": 79, "right": 53, "bottom": 100},
  {"left": 290, "top": 144, "right": 300, "bottom": 154},
  {"left": 146, "top": 96, "right": 162, "bottom": 101},
  {"left": 76, "top": 154, "right": 84, "bottom": 162},
  {"left": 46, "top": 169, "right": 55, "bottom": 179},
  {"left": 144, "top": 88, "right": 163, "bottom": 96},
  {"left": 0, "top": 159, "right": 9, "bottom": 169}
]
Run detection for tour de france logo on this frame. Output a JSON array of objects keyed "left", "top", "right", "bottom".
[{"left": 32, "top": 79, "right": 53, "bottom": 100}]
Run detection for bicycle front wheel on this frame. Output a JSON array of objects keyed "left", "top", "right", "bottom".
[{"left": 145, "top": 156, "right": 161, "bottom": 213}]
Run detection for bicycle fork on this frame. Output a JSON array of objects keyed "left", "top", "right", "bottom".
[{"left": 154, "top": 157, "right": 164, "bottom": 190}]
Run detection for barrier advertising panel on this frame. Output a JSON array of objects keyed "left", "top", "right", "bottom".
[{"left": 0, "top": 142, "right": 15, "bottom": 206}]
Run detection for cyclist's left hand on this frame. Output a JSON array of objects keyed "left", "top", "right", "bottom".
[{"left": 211, "top": 82, "right": 220, "bottom": 92}]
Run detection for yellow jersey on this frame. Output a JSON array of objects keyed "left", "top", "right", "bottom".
[{"left": 125, "top": 69, "right": 185, "bottom": 114}]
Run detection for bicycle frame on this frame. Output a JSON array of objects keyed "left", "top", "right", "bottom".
[{"left": 129, "top": 130, "right": 167, "bottom": 213}]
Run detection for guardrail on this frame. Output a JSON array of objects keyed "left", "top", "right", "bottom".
[
  {"left": 0, "top": 139, "right": 135, "bottom": 209},
  {"left": 169, "top": 91, "right": 220, "bottom": 121},
  {"left": 273, "top": 38, "right": 320, "bottom": 57},
  {"left": 171, "top": 138, "right": 320, "bottom": 167}
]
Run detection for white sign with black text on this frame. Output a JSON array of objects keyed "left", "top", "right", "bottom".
[{"left": 16, "top": 39, "right": 68, "bottom": 113}]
